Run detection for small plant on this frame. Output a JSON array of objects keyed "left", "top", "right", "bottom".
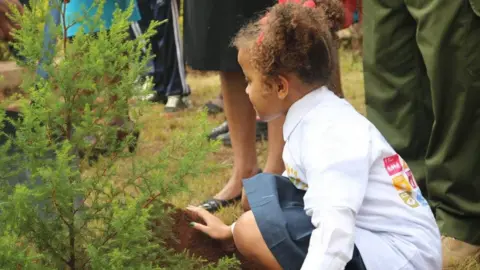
[{"left": 0, "top": 0, "right": 238, "bottom": 269}]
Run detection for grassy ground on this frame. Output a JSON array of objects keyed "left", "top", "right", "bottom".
[{"left": 132, "top": 50, "right": 480, "bottom": 269}]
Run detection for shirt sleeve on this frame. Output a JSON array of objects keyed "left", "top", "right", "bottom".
[{"left": 300, "top": 120, "right": 371, "bottom": 270}]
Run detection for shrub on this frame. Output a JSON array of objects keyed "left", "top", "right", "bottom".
[{"left": 0, "top": 1, "right": 237, "bottom": 269}]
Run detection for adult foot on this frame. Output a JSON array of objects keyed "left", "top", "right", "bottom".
[
  {"left": 144, "top": 92, "right": 167, "bottom": 104},
  {"left": 200, "top": 168, "right": 261, "bottom": 213},
  {"left": 208, "top": 121, "right": 229, "bottom": 141},
  {"left": 204, "top": 94, "right": 224, "bottom": 115},
  {"left": 216, "top": 120, "right": 267, "bottom": 147},
  {"left": 164, "top": 95, "right": 192, "bottom": 112},
  {"left": 442, "top": 236, "right": 480, "bottom": 268}
]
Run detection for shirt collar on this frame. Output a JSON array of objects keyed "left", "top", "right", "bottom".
[{"left": 283, "top": 86, "right": 335, "bottom": 141}]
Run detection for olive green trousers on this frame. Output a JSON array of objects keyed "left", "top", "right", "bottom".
[{"left": 364, "top": 0, "right": 480, "bottom": 245}]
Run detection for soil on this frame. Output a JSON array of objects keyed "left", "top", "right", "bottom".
[
  {"left": 161, "top": 206, "right": 263, "bottom": 270},
  {"left": 0, "top": 61, "right": 23, "bottom": 90}
]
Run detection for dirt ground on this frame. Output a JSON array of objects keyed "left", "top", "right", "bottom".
[{"left": 156, "top": 205, "right": 262, "bottom": 269}]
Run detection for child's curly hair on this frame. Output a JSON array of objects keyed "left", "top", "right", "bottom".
[{"left": 233, "top": 0, "right": 344, "bottom": 86}]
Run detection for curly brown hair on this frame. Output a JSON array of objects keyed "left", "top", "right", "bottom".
[{"left": 233, "top": 0, "right": 344, "bottom": 86}]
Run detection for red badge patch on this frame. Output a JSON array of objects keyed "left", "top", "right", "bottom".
[{"left": 383, "top": 154, "right": 402, "bottom": 176}]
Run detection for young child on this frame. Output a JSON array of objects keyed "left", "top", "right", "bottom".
[{"left": 187, "top": 0, "right": 442, "bottom": 269}]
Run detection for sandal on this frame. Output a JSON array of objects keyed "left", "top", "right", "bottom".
[
  {"left": 199, "top": 194, "right": 242, "bottom": 213},
  {"left": 216, "top": 120, "right": 268, "bottom": 147},
  {"left": 204, "top": 102, "right": 223, "bottom": 115},
  {"left": 207, "top": 121, "right": 229, "bottom": 141},
  {"left": 199, "top": 169, "right": 263, "bottom": 213},
  {"left": 204, "top": 94, "right": 224, "bottom": 115}
]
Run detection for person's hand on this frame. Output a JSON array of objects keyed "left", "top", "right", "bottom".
[
  {"left": 0, "top": 0, "right": 23, "bottom": 41},
  {"left": 186, "top": 206, "right": 233, "bottom": 240}
]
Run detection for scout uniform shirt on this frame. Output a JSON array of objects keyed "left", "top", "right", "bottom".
[{"left": 282, "top": 87, "right": 441, "bottom": 270}]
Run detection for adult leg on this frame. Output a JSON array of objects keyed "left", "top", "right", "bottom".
[
  {"left": 135, "top": 0, "right": 184, "bottom": 108},
  {"left": 163, "top": 0, "right": 191, "bottom": 112},
  {"left": 214, "top": 71, "right": 259, "bottom": 201},
  {"left": 234, "top": 211, "right": 282, "bottom": 269},
  {"left": 406, "top": 0, "right": 480, "bottom": 263},
  {"left": 363, "top": 0, "right": 432, "bottom": 192}
]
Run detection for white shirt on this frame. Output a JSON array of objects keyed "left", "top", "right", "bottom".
[{"left": 282, "top": 87, "right": 441, "bottom": 270}]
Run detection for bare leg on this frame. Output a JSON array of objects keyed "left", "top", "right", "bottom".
[
  {"left": 263, "top": 116, "right": 286, "bottom": 174},
  {"left": 215, "top": 71, "right": 259, "bottom": 200},
  {"left": 234, "top": 211, "right": 282, "bottom": 269}
]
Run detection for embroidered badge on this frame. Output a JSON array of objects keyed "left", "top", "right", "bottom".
[
  {"left": 416, "top": 192, "right": 429, "bottom": 206},
  {"left": 383, "top": 154, "right": 403, "bottom": 176},
  {"left": 406, "top": 170, "right": 418, "bottom": 189},
  {"left": 384, "top": 154, "right": 427, "bottom": 208},
  {"left": 392, "top": 175, "right": 413, "bottom": 192},
  {"left": 285, "top": 164, "right": 308, "bottom": 190},
  {"left": 399, "top": 192, "right": 419, "bottom": 208}
]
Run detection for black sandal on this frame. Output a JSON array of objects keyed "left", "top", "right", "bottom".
[
  {"left": 199, "top": 194, "right": 242, "bottom": 213},
  {"left": 204, "top": 101, "right": 224, "bottom": 115},
  {"left": 216, "top": 120, "right": 268, "bottom": 147},
  {"left": 207, "top": 121, "right": 229, "bottom": 141},
  {"left": 199, "top": 169, "right": 263, "bottom": 213}
]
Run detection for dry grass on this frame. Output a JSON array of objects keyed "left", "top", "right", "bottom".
[
  {"left": 129, "top": 50, "right": 477, "bottom": 269},
  {"left": 453, "top": 258, "right": 480, "bottom": 270}
]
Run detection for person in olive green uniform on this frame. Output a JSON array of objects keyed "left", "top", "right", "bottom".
[{"left": 363, "top": 0, "right": 480, "bottom": 267}]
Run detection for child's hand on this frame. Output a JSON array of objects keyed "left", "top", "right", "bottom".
[{"left": 186, "top": 206, "right": 233, "bottom": 240}]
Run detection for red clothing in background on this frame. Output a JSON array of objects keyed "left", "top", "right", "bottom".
[{"left": 342, "top": 0, "right": 362, "bottom": 28}]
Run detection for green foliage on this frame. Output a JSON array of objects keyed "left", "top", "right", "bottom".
[
  {"left": 0, "top": 41, "right": 12, "bottom": 60},
  {"left": 0, "top": 0, "right": 238, "bottom": 269}
]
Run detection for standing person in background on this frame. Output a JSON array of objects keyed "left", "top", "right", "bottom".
[
  {"left": 363, "top": 0, "right": 480, "bottom": 267},
  {"left": 133, "top": 0, "right": 191, "bottom": 112},
  {"left": 183, "top": 0, "right": 286, "bottom": 212},
  {"left": 184, "top": 0, "right": 345, "bottom": 213}
]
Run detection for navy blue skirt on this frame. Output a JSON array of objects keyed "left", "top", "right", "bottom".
[{"left": 243, "top": 173, "right": 367, "bottom": 270}]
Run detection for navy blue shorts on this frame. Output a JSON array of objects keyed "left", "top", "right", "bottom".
[{"left": 243, "top": 173, "right": 367, "bottom": 270}]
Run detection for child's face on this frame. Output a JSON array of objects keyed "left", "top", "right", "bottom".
[{"left": 238, "top": 49, "right": 287, "bottom": 122}]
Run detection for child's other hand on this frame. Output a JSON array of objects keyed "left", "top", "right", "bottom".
[{"left": 186, "top": 206, "right": 233, "bottom": 240}]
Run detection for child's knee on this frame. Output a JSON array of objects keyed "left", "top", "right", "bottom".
[{"left": 233, "top": 211, "right": 260, "bottom": 254}]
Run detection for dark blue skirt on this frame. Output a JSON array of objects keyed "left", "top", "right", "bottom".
[{"left": 243, "top": 173, "right": 367, "bottom": 270}]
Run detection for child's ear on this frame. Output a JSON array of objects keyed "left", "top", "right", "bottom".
[{"left": 276, "top": 75, "right": 289, "bottom": 100}]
